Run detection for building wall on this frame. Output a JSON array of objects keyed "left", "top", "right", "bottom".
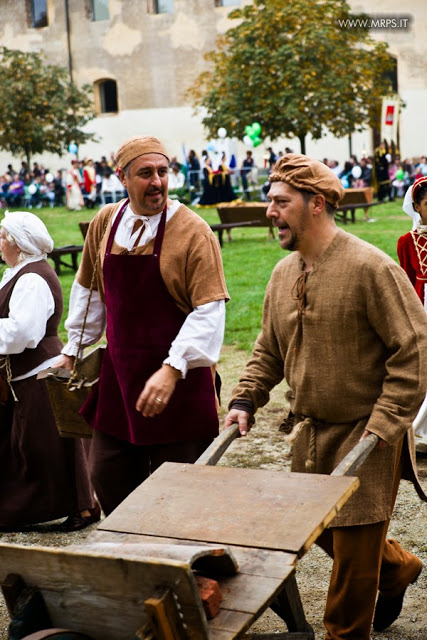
[{"left": 0, "top": 0, "right": 425, "bottom": 171}]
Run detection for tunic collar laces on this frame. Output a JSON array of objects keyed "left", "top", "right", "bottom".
[
  {"left": 291, "top": 271, "right": 308, "bottom": 353},
  {"left": 291, "top": 271, "right": 308, "bottom": 318}
]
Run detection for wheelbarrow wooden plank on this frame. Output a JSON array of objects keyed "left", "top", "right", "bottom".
[
  {"left": 88, "top": 531, "right": 299, "bottom": 639},
  {"left": 0, "top": 542, "right": 212, "bottom": 640},
  {"left": 100, "top": 462, "right": 358, "bottom": 557},
  {"left": 88, "top": 531, "right": 297, "bottom": 576}
]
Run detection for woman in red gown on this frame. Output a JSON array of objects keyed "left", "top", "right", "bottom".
[{"left": 397, "top": 175, "right": 427, "bottom": 452}]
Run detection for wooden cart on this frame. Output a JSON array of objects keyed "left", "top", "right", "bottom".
[{"left": 0, "top": 428, "right": 378, "bottom": 640}]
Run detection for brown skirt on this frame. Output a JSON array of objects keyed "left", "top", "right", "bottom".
[{"left": 0, "top": 375, "right": 95, "bottom": 527}]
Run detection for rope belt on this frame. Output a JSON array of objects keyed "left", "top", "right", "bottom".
[{"left": 285, "top": 416, "right": 316, "bottom": 472}]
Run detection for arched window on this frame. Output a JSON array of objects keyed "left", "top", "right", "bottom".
[
  {"left": 214, "top": 0, "right": 240, "bottom": 6},
  {"left": 148, "top": 0, "right": 174, "bottom": 14},
  {"left": 91, "top": 0, "right": 109, "bottom": 21},
  {"left": 96, "top": 79, "right": 118, "bottom": 114},
  {"left": 30, "top": 0, "right": 48, "bottom": 27}
]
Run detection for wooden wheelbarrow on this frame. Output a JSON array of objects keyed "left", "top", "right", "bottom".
[{"left": 0, "top": 428, "right": 378, "bottom": 640}]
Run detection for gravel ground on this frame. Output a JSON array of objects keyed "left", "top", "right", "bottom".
[{"left": 1, "top": 345, "right": 426, "bottom": 639}]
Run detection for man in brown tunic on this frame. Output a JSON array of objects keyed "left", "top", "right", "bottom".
[{"left": 224, "top": 154, "right": 427, "bottom": 640}]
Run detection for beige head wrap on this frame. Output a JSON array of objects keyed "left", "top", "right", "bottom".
[
  {"left": 270, "top": 154, "right": 345, "bottom": 208},
  {"left": 1, "top": 210, "right": 54, "bottom": 256},
  {"left": 115, "top": 136, "right": 170, "bottom": 170}
]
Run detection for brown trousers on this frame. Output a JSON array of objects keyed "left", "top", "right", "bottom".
[
  {"left": 89, "top": 429, "right": 212, "bottom": 516},
  {"left": 316, "top": 441, "right": 422, "bottom": 640}
]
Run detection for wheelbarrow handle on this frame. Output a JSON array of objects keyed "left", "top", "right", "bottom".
[
  {"left": 195, "top": 425, "right": 379, "bottom": 474},
  {"left": 195, "top": 423, "right": 240, "bottom": 466},
  {"left": 331, "top": 433, "right": 379, "bottom": 477}
]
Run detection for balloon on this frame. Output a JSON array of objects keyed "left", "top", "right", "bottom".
[
  {"left": 68, "top": 142, "right": 78, "bottom": 154},
  {"left": 217, "top": 127, "right": 227, "bottom": 139},
  {"left": 28, "top": 184, "right": 37, "bottom": 195},
  {"left": 351, "top": 165, "right": 362, "bottom": 179},
  {"left": 252, "top": 136, "right": 262, "bottom": 147},
  {"left": 243, "top": 135, "right": 254, "bottom": 147},
  {"left": 251, "top": 122, "right": 262, "bottom": 136},
  {"left": 45, "top": 172, "right": 54, "bottom": 183},
  {"left": 245, "top": 125, "right": 253, "bottom": 136},
  {"left": 206, "top": 142, "right": 215, "bottom": 152}
]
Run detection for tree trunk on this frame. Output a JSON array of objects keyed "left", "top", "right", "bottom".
[
  {"left": 25, "top": 145, "right": 31, "bottom": 168},
  {"left": 298, "top": 135, "right": 306, "bottom": 155}
]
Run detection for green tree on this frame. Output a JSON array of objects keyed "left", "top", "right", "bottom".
[
  {"left": 0, "top": 47, "right": 96, "bottom": 165},
  {"left": 190, "top": 0, "right": 395, "bottom": 153}
]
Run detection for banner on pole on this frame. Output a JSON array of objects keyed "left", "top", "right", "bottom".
[{"left": 381, "top": 97, "right": 400, "bottom": 144}]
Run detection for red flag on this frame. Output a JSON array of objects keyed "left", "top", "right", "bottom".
[{"left": 385, "top": 105, "right": 395, "bottom": 125}]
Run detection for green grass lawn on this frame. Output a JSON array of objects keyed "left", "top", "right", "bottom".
[{"left": 0, "top": 200, "right": 411, "bottom": 350}]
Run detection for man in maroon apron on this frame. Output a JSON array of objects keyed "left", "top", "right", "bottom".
[{"left": 56, "top": 136, "right": 229, "bottom": 515}]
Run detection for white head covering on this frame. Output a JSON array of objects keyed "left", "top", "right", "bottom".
[
  {"left": 402, "top": 184, "right": 421, "bottom": 230},
  {"left": 0, "top": 210, "right": 54, "bottom": 256}
]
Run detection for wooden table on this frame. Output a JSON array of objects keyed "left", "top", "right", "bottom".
[
  {"left": 335, "top": 187, "right": 378, "bottom": 224},
  {"left": 91, "top": 461, "right": 359, "bottom": 639}
]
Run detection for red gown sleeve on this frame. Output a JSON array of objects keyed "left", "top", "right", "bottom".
[{"left": 397, "top": 233, "right": 417, "bottom": 289}]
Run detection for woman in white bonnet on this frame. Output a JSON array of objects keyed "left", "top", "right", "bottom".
[
  {"left": 0, "top": 210, "right": 99, "bottom": 531},
  {"left": 397, "top": 176, "right": 427, "bottom": 453}
]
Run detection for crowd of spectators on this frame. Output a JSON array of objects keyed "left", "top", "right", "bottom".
[
  {"left": 323, "top": 152, "right": 427, "bottom": 201},
  {"left": 2, "top": 149, "right": 426, "bottom": 210},
  {"left": 0, "top": 162, "right": 66, "bottom": 209}
]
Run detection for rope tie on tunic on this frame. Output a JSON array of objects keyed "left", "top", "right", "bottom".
[
  {"left": 0, "top": 355, "right": 18, "bottom": 402},
  {"left": 291, "top": 271, "right": 308, "bottom": 353},
  {"left": 285, "top": 416, "right": 316, "bottom": 472}
]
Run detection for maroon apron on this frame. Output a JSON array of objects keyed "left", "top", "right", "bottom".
[{"left": 80, "top": 200, "right": 219, "bottom": 445}]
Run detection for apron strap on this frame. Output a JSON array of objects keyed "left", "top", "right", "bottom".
[
  {"left": 105, "top": 200, "right": 168, "bottom": 258},
  {"left": 105, "top": 199, "right": 129, "bottom": 255},
  {"left": 153, "top": 206, "right": 168, "bottom": 258}
]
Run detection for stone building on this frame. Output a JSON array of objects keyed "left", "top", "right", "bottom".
[{"left": 0, "top": 0, "right": 425, "bottom": 169}]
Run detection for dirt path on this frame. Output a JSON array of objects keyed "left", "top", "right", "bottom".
[{"left": 1, "top": 345, "right": 426, "bottom": 639}]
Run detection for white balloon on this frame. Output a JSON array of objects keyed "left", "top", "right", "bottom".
[
  {"left": 45, "top": 172, "right": 54, "bottom": 183},
  {"left": 217, "top": 127, "right": 227, "bottom": 139},
  {"left": 28, "top": 184, "right": 37, "bottom": 194},
  {"left": 351, "top": 165, "right": 362, "bottom": 179},
  {"left": 243, "top": 135, "right": 254, "bottom": 147}
]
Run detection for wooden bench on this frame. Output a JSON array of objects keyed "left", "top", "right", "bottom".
[
  {"left": 48, "top": 245, "right": 83, "bottom": 276},
  {"left": 210, "top": 220, "right": 263, "bottom": 247},
  {"left": 216, "top": 203, "right": 274, "bottom": 243},
  {"left": 335, "top": 188, "right": 380, "bottom": 224}
]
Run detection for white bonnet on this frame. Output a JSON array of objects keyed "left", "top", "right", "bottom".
[
  {"left": 402, "top": 185, "right": 420, "bottom": 230},
  {"left": 1, "top": 210, "right": 54, "bottom": 256}
]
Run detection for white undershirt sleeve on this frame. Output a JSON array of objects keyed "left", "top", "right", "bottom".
[
  {"left": 62, "top": 280, "right": 106, "bottom": 356},
  {"left": 0, "top": 273, "right": 55, "bottom": 354},
  {"left": 163, "top": 299, "right": 225, "bottom": 378}
]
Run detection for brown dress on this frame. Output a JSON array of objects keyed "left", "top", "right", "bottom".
[{"left": 0, "top": 260, "right": 94, "bottom": 527}]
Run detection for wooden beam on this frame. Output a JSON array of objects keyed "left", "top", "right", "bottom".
[
  {"left": 195, "top": 424, "right": 240, "bottom": 466},
  {"left": 332, "top": 433, "right": 379, "bottom": 477}
]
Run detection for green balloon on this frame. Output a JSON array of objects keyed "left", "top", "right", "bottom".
[
  {"left": 252, "top": 136, "right": 262, "bottom": 147},
  {"left": 251, "top": 122, "right": 262, "bottom": 136},
  {"left": 245, "top": 125, "right": 253, "bottom": 136}
]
